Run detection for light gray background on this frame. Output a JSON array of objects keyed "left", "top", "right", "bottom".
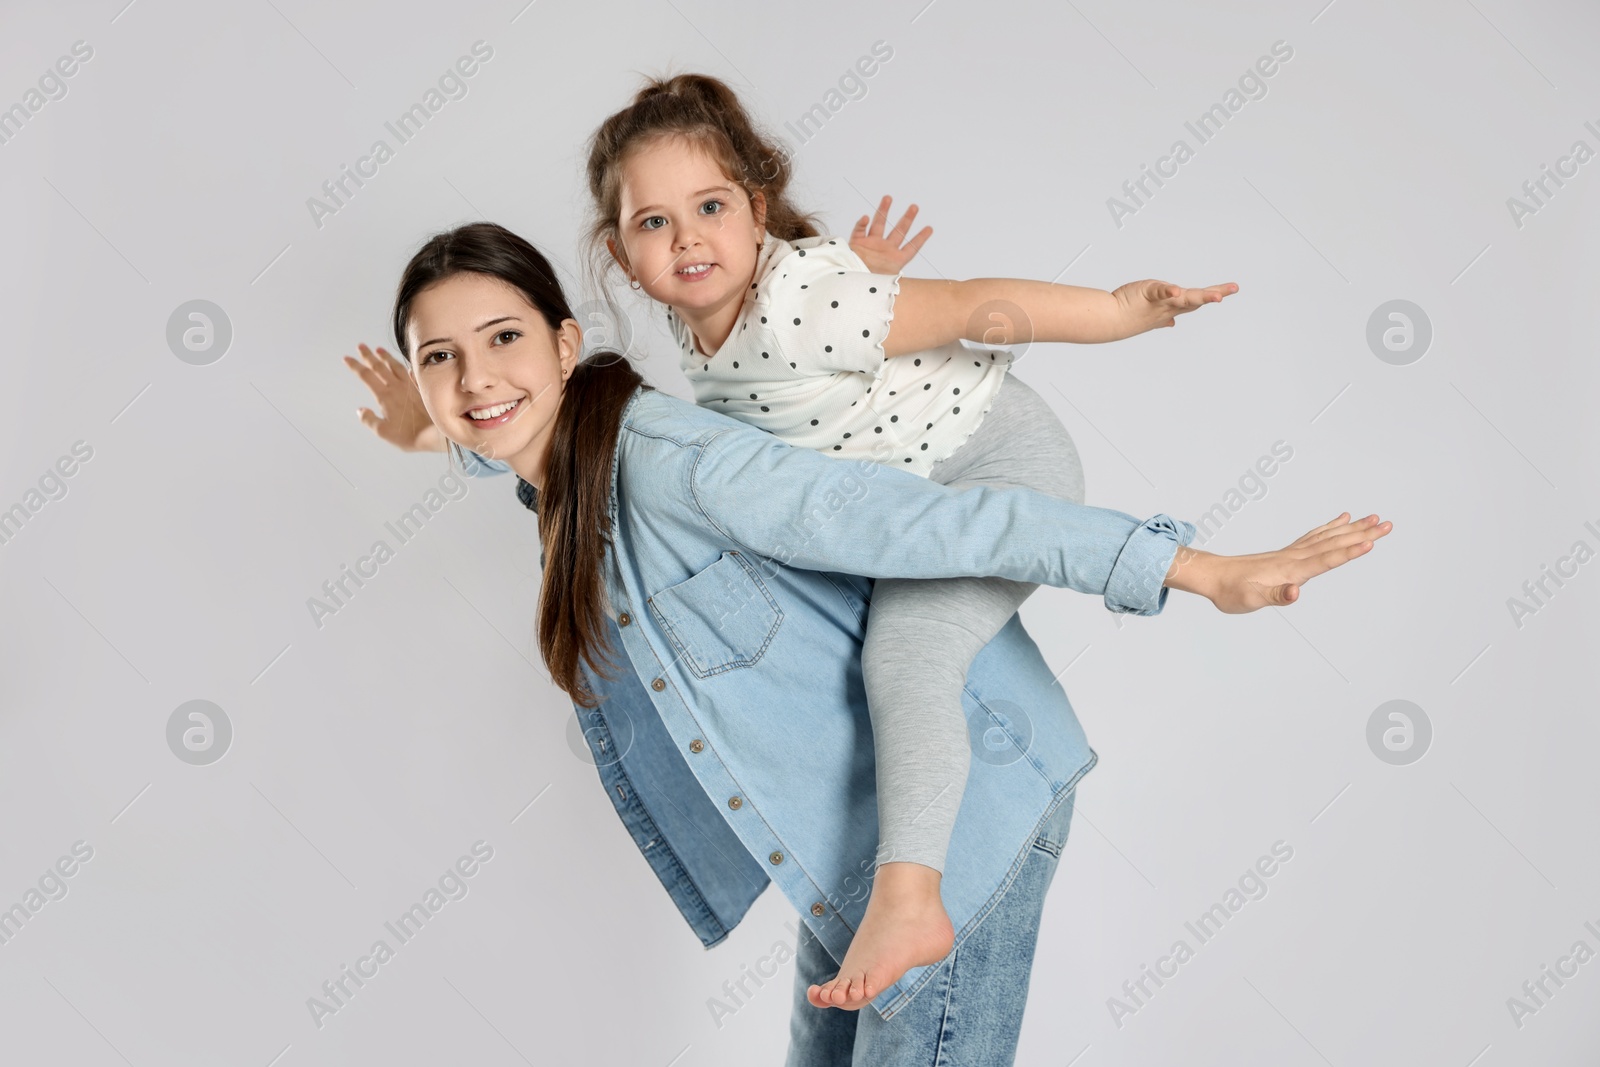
[{"left": 2, "top": 0, "right": 1596, "bottom": 1064}]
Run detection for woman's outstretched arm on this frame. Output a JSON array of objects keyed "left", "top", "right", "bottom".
[{"left": 688, "top": 419, "right": 1390, "bottom": 615}]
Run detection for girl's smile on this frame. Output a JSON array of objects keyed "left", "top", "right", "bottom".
[{"left": 675, "top": 262, "right": 716, "bottom": 281}]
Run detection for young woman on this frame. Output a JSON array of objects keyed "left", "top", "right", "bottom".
[{"left": 346, "top": 220, "right": 1389, "bottom": 1063}]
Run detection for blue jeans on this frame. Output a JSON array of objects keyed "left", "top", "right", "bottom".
[{"left": 784, "top": 791, "right": 1076, "bottom": 1066}]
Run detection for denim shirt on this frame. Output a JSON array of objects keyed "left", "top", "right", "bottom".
[{"left": 512, "top": 385, "right": 1195, "bottom": 1018}]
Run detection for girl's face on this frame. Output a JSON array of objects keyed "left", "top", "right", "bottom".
[
  {"left": 610, "top": 135, "right": 766, "bottom": 318},
  {"left": 405, "top": 272, "right": 579, "bottom": 483}
]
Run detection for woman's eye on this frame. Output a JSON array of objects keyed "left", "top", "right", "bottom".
[
  {"left": 700, "top": 199, "right": 723, "bottom": 215},
  {"left": 421, "top": 350, "right": 451, "bottom": 366},
  {"left": 642, "top": 216, "right": 665, "bottom": 230},
  {"left": 493, "top": 329, "right": 520, "bottom": 345}
]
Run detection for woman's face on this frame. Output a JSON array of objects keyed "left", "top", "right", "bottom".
[
  {"left": 405, "top": 271, "right": 579, "bottom": 484},
  {"left": 610, "top": 135, "right": 765, "bottom": 318}
]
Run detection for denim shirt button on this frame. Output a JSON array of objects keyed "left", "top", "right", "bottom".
[
  {"left": 651, "top": 678, "right": 666, "bottom": 691},
  {"left": 728, "top": 796, "right": 743, "bottom": 810},
  {"left": 810, "top": 902, "right": 826, "bottom": 917},
  {"left": 618, "top": 611, "right": 632, "bottom": 626},
  {"left": 769, "top": 851, "right": 784, "bottom": 865},
  {"left": 688, "top": 739, "right": 704, "bottom": 753}
]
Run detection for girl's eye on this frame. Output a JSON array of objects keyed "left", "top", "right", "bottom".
[
  {"left": 641, "top": 216, "right": 666, "bottom": 230},
  {"left": 700, "top": 199, "right": 723, "bottom": 216},
  {"left": 493, "top": 329, "right": 520, "bottom": 345},
  {"left": 420, "top": 350, "right": 451, "bottom": 366}
]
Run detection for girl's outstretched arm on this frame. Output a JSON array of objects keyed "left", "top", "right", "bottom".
[{"left": 882, "top": 276, "right": 1239, "bottom": 355}]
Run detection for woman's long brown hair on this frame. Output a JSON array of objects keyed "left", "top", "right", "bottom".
[{"left": 392, "top": 222, "right": 652, "bottom": 707}]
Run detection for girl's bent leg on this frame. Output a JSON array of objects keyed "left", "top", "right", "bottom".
[
  {"left": 862, "top": 572, "right": 1045, "bottom": 873},
  {"left": 811, "top": 571, "right": 1045, "bottom": 1011},
  {"left": 866, "top": 370, "right": 1087, "bottom": 876},
  {"left": 810, "top": 371, "right": 1088, "bottom": 1010}
]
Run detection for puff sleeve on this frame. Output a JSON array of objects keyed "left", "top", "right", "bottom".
[{"left": 748, "top": 237, "right": 900, "bottom": 379}]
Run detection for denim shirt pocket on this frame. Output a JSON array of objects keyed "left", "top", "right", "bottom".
[{"left": 647, "top": 549, "right": 784, "bottom": 678}]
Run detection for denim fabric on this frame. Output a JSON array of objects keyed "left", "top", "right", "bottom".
[
  {"left": 570, "top": 626, "right": 773, "bottom": 948},
  {"left": 519, "top": 385, "right": 1195, "bottom": 1018},
  {"left": 461, "top": 448, "right": 513, "bottom": 476},
  {"left": 785, "top": 790, "right": 1076, "bottom": 1066}
]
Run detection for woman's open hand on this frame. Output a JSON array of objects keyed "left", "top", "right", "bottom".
[
  {"left": 343, "top": 343, "right": 447, "bottom": 453},
  {"left": 1167, "top": 513, "right": 1393, "bottom": 613},
  {"left": 850, "top": 195, "right": 933, "bottom": 275}
]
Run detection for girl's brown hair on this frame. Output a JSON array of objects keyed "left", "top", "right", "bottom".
[
  {"left": 585, "top": 72, "right": 820, "bottom": 281},
  {"left": 392, "top": 222, "right": 652, "bottom": 708}
]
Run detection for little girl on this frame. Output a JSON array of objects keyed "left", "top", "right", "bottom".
[{"left": 586, "top": 73, "right": 1236, "bottom": 1011}]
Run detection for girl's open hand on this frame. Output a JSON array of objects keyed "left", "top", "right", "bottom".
[
  {"left": 1113, "top": 279, "right": 1239, "bottom": 334},
  {"left": 850, "top": 195, "right": 933, "bottom": 275},
  {"left": 343, "top": 342, "right": 446, "bottom": 453}
]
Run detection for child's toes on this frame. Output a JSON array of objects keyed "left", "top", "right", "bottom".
[{"left": 839, "top": 972, "right": 871, "bottom": 1006}]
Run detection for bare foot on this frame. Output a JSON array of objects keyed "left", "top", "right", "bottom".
[{"left": 806, "top": 861, "right": 956, "bottom": 1011}]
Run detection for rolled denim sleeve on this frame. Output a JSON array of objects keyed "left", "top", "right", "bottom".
[
  {"left": 689, "top": 422, "right": 1196, "bottom": 615},
  {"left": 1103, "top": 513, "right": 1196, "bottom": 616}
]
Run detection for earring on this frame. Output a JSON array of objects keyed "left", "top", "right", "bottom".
[{"left": 629, "top": 278, "right": 641, "bottom": 291}]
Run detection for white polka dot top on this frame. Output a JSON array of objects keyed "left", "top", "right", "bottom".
[{"left": 667, "top": 231, "right": 1014, "bottom": 478}]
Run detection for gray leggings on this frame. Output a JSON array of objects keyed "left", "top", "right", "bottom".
[{"left": 862, "top": 370, "right": 1085, "bottom": 873}]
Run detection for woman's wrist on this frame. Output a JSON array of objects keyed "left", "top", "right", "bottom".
[
  {"left": 1164, "top": 544, "right": 1219, "bottom": 602},
  {"left": 407, "top": 423, "right": 448, "bottom": 453}
]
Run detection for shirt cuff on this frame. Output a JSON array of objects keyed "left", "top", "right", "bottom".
[{"left": 1103, "top": 513, "right": 1197, "bottom": 616}]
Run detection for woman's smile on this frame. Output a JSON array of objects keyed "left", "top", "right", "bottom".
[{"left": 464, "top": 395, "right": 525, "bottom": 428}]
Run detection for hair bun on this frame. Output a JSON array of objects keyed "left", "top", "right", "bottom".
[
  {"left": 631, "top": 79, "right": 672, "bottom": 105},
  {"left": 633, "top": 73, "right": 694, "bottom": 106}
]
